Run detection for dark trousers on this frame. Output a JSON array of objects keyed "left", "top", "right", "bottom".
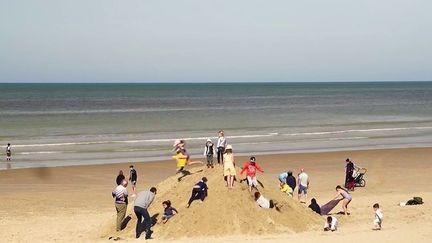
[
  {"left": 134, "top": 206, "right": 151, "bottom": 238},
  {"left": 187, "top": 189, "right": 206, "bottom": 206},
  {"left": 217, "top": 147, "right": 224, "bottom": 164}
]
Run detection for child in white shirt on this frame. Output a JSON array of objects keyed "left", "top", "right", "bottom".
[{"left": 373, "top": 203, "right": 383, "bottom": 230}]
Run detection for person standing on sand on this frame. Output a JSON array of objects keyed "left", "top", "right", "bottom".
[
  {"left": 129, "top": 165, "right": 138, "bottom": 197},
  {"left": 112, "top": 179, "right": 128, "bottom": 232},
  {"left": 203, "top": 138, "right": 216, "bottom": 168},
  {"left": 298, "top": 169, "right": 309, "bottom": 203},
  {"left": 134, "top": 187, "right": 157, "bottom": 239},
  {"left": 187, "top": 177, "right": 208, "bottom": 208},
  {"left": 116, "top": 170, "right": 125, "bottom": 185},
  {"left": 286, "top": 171, "right": 297, "bottom": 194},
  {"left": 240, "top": 156, "right": 264, "bottom": 192},
  {"left": 216, "top": 130, "right": 227, "bottom": 165},
  {"left": 223, "top": 145, "right": 236, "bottom": 189},
  {"left": 345, "top": 158, "right": 355, "bottom": 190},
  {"left": 334, "top": 185, "right": 352, "bottom": 215},
  {"left": 6, "top": 143, "right": 11, "bottom": 161}
]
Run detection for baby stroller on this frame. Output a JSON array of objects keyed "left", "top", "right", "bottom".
[{"left": 353, "top": 168, "right": 367, "bottom": 187}]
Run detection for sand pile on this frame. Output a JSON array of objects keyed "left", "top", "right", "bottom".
[{"left": 102, "top": 165, "right": 321, "bottom": 240}]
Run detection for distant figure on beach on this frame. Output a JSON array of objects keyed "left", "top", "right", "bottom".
[
  {"left": 129, "top": 165, "right": 137, "bottom": 196},
  {"left": 285, "top": 171, "right": 297, "bottom": 194},
  {"left": 112, "top": 179, "right": 128, "bottom": 232},
  {"left": 334, "top": 185, "right": 352, "bottom": 215},
  {"left": 203, "top": 138, "right": 216, "bottom": 168},
  {"left": 116, "top": 170, "right": 125, "bottom": 185},
  {"left": 324, "top": 216, "right": 338, "bottom": 231},
  {"left": 161, "top": 200, "right": 178, "bottom": 224},
  {"left": 223, "top": 145, "right": 236, "bottom": 189},
  {"left": 254, "top": 191, "right": 280, "bottom": 211},
  {"left": 6, "top": 143, "right": 11, "bottom": 161},
  {"left": 187, "top": 177, "right": 208, "bottom": 208},
  {"left": 298, "top": 169, "right": 309, "bottom": 203},
  {"left": 373, "top": 203, "right": 383, "bottom": 230},
  {"left": 134, "top": 187, "right": 157, "bottom": 239},
  {"left": 216, "top": 130, "right": 227, "bottom": 165},
  {"left": 240, "top": 156, "right": 264, "bottom": 192},
  {"left": 345, "top": 158, "right": 356, "bottom": 191},
  {"left": 308, "top": 198, "right": 321, "bottom": 215}
]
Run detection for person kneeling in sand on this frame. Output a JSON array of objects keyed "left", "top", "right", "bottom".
[
  {"left": 324, "top": 216, "right": 338, "bottom": 231},
  {"left": 187, "top": 177, "right": 208, "bottom": 208},
  {"left": 254, "top": 192, "right": 280, "bottom": 211},
  {"left": 373, "top": 203, "right": 383, "bottom": 230}
]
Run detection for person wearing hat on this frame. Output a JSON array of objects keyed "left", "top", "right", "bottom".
[
  {"left": 240, "top": 156, "right": 264, "bottom": 192},
  {"left": 203, "top": 138, "right": 216, "bottom": 168},
  {"left": 186, "top": 177, "right": 208, "bottom": 208},
  {"left": 223, "top": 144, "right": 236, "bottom": 189}
]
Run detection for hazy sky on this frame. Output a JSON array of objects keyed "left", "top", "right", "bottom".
[{"left": 1, "top": 0, "right": 431, "bottom": 82}]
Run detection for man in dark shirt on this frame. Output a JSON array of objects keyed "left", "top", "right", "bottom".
[
  {"left": 187, "top": 177, "right": 208, "bottom": 208},
  {"left": 286, "top": 171, "right": 297, "bottom": 193},
  {"left": 345, "top": 158, "right": 354, "bottom": 189},
  {"left": 129, "top": 165, "right": 138, "bottom": 196}
]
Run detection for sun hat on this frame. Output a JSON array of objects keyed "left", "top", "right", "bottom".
[
  {"left": 206, "top": 138, "right": 212, "bottom": 142},
  {"left": 226, "top": 144, "right": 233, "bottom": 150}
]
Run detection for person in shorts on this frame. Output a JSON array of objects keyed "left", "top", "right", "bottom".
[
  {"left": 240, "top": 156, "right": 264, "bottom": 192},
  {"left": 297, "top": 168, "right": 310, "bottom": 203}
]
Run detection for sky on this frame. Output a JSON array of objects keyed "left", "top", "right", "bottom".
[{"left": 1, "top": 0, "right": 432, "bottom": 83}]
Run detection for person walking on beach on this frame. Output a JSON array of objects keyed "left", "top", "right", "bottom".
[
  {"left": 216, "top": 130, "right": 227, "bottom": 165},
  {"left": 187, "top": 177, "right": 208, "bottom": 208},
  {"left": 116, "top": 170, "right": 125, "bottom": 185},
  {"left": 6, "top": 143, "right": 11, "bottom": 161},
  {"left": 112, "top": 179, "right": 128, "bottom": 232},
  {"left": 203, "top": 139, "right": 216, "bottom": 168},
  {"left": 134, "top": 187, "right": 157, "bottom": 239},
  {"left": 240, "top": 156, "right": 264, "bottom": 192},
  {"left": 298, "top": 169, "right": 309, "bottom": 203},
  {"left": 286, "top": 171, "right": 297, "bottom": 194},
  {"left": 129, "top": 165, "right": 138, "bottom": 197},
  {"left": 334, "top": 185, "right": 352, "bottom": 215},
  {"left": 223, "top": 145, "right": 236, "bottom": 189}
]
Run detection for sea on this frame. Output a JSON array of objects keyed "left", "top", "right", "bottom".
[{"left": 1, "top": 82, "right": 432, "bottom": 169}]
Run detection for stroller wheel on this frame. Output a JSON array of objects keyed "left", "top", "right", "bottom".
[{"left": 358, "top": 179, "right": 366, "bottom": 187}]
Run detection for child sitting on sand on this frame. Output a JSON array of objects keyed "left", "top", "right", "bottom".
[
  {"left": 373, "top": 203, "right": 383, "bottom": 230},
  {"left": 324, "top": 216, "right": 338, "bottom": 231},
  {"left": 161, "top": 200, "right": 178, "bottom": 224},
  {"left": 254, "top": 191, "right": 280, "bottom": 211}
]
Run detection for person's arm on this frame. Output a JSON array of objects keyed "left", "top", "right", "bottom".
[
  {"left": 203, "top": 146, "right": 207, "bottom": 156},
  {"left": 257, "top": 163, "right": 264, "bottom": 173},
  {"left": 333, "top": 192, "right": 341, "bottom": 200},
  {"left": 172, "top": 207, "right": 178, "bottom": 214},
  {"left": 240, "top": 163, "right": 247, "bottom": 175}
]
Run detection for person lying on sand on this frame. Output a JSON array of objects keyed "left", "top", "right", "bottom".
[
  {"left": 324, "top": 216, "right": 338, "bottom": 231},
  {"left": 254, "top": 191, "right": 281, "bottom": 211},
  {"left": 308, "top": 198, "right": 321, "bottom": 215},
  {"left": 187, "top": 177, "right": 208, "bottom": 208}
]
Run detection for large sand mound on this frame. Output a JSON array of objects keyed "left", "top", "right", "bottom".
[{"left": 101, "top": 165, "right": 321, "bottom": 240}]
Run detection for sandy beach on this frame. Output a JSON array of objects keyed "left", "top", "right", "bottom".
[{"left": 1, "top": 147, "right": 431, "bottom": 242}]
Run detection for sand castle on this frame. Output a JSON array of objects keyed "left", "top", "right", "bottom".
[{"left": 102, "top": 165, "right": 321, "bottom": 240}]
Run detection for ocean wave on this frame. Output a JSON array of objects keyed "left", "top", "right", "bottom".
[{"left": 284, "top": 126, "right": 432, "bottom": 136}]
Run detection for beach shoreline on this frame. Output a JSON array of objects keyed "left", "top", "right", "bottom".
[{"left": 1, "top": 147, "right": 431, "bottom": 242}]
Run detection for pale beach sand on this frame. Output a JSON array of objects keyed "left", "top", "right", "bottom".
[{"left": 1, "top": 147, "right": 431, "bottom": 242}]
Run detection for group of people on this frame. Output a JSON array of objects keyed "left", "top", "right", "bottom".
[{"left": 278, "top": 169, "right": 310, "bottom": 203}]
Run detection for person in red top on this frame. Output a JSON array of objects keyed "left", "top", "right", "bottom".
[{"left": 240, "top": 156, "right": 264, "bottom": 192}]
